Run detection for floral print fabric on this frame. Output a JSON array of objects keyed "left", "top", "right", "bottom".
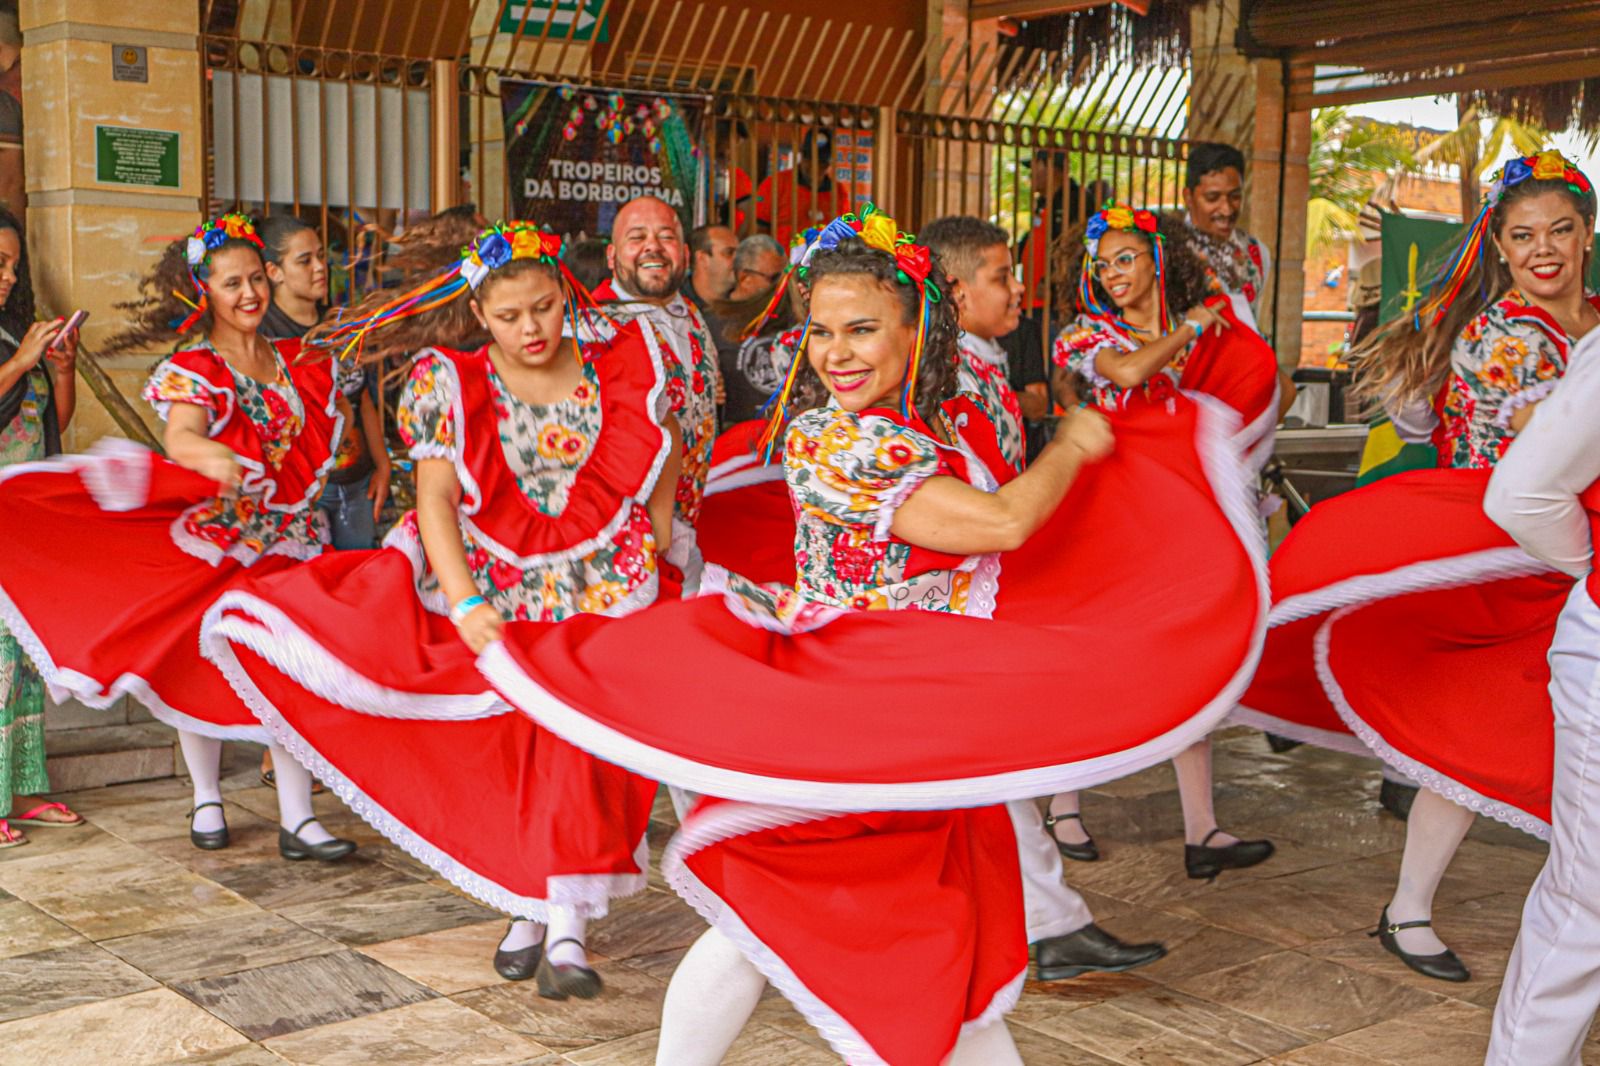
[
  {"left": 142, "top": 347, "right": 326, "bottom": 562},
  {"left": 1438, "top": 291, "right": 1574, "bottom": 469},
  {"left": 1186, "top": 226, "right": 1266, "bottom": 313},
  {"left": 956, "top": 342, "right": 1025, "bottom": 474},
  {"left": 1052, "top": 312, "right": 1194, "bottom": 411},
  {"left": 0, "top": 366, "right": 46, "bottom": 464},
  {"left": 396, "top": 352, "right": 658, "bottom": 622}
]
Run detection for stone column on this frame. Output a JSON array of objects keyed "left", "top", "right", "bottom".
[
  {"left": 1190, "top": 0, "right": 1309, "bottom": 368},
  {"left": 20, "top": 0, "right": 206, "bottom": 451}
]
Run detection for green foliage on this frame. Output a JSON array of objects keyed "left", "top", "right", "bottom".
[{"left": 1306, "top": 106, "right": 1419, "bottom": 256}]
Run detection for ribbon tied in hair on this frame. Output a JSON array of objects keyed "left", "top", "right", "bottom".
[
  {"left": 175, "top": 213, "right": 265, "bottom": 333},
  {"left": 1079, "top": 200, "right": 1168, "bottom": 337}
]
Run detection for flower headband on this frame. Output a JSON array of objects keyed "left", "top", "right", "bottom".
[
  {"left": 173, "top": 213, "right": 265, "bottom": 333},
  {"left": 1078, "top": 200, "right": 1169, "bottom": 335},
  {"left": 316, "top": 221, "right": 602, "bottom": 364},
  {"left": 757, "top": 204, "right": 942, "bottom": 457},
  {"left": 1416, "top": 149, "right": 1594, "bottom": 327}
]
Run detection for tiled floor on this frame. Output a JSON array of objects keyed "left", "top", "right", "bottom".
[{"left": 3, "top": 727, "right": 1598, "bottom": 1066}]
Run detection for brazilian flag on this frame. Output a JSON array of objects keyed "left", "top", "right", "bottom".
[{"left": 1355, "top": 415, "right": 1435, "bottom": 487}]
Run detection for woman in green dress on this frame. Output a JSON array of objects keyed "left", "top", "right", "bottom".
[{"left": 0, "top": 207, "right": 85, "bottom": 847}]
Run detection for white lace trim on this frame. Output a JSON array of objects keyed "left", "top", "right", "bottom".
[
  {"left": 166, "top": 508, "right": 328, "bottom": 568},
  {"left": 414, "top": 343, "right": 675, "bottom": 571},
  {"left": 202, "top": 613, "right": 647, "bottom": 919},
  {"left": 0, "top": 545, "right": 267, "bottom": 740},
  {"left": 199, "top": 593, "right": 510, "bottom": 722},
  {"left": 144, "top": 361, "right": 238, "bottom": 437},
  {"left": 1314, "top": 608, "right": 1551, "bottom": 841},
  {"left": 1267, "top": 547, "right": 1554, "bottom": 627},
  {"left": 663, "top": 800, "right": 1026, "bottom": 1066},
  {"left": 703, "top": 460, "right": 783, "bottom": 496},
  {"left": 76, "top": 438, "right": 154, "bottom": 511},
  {"left": 1494, "top": 379, "right": 1560, "bottom": 431},
  {"left": 1227, "top": 705, "right": 1378, "bottom": 758}
]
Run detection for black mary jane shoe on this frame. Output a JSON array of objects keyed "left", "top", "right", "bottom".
[
  {"left": 1264, "top": 732, "right": 1304, "bottom": 754},
  {"left": 1033, "top": 923, "right": 1166, "bottom": 981},
  {"left": 278, "top": 816, "right": 357, "bottom": 863},
  {"left": 1043, "top": 810, "right": 1100, "bottom": 863},
  {"left": 1379, "top": 779, "right": 1419, "bottom": 822},
  {"left": 493, "top": 923, "right": 543, "bottom": 982},
  {"left": 1184, "top": 827, "right": 1275, "bottom": 882},
  {"left": 187, "top": 801, "right": 230, "bottom": 851},
  {"left": 535, "top": 938, "right": 603, "bottom": 1000},
  {"left": 1370, "top": 907, "right": 1470, "bottom": 983}
]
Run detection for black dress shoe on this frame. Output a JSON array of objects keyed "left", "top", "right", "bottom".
[
  {"left": 1185, "top": 827, "right": 1275, "bottom": 881},
  {"left": 536, "top": 938, "right": 603, "bottom": 1000},
  {"left": 1264, "top": 732, "right": 1304, "bottom": 754},
  {"left": 1370, "top": 906, "right": 1470, "bottom": 982},
  {"left": 493, "top": 923, "right": 543, "bottom": 982},
  {"left": 1033, "top": 923, "right": 1166, "bottom": 981},
  {"left": 1044, "top": 810, "right": 1100, "bottom": 862},
  {"left": 278, "top": 817, "right": 357, "bottom": 863},
  {"left": 1379, "top": 779, "right": 1419, "bottom": 822},
  {"left": 188, "top": 801, "right": 230, "bottom": 850}
]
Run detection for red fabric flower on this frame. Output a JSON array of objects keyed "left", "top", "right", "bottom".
[{"left": 894, "top": 243, "right": 933, "bottom": 285}]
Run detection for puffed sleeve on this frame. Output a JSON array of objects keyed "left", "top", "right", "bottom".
[
  {"left": 784, "top": 408, "right": 942, "bottom": 542},
  {"left": 141, "top": 353, "right": 228, "bottom": 425},
  {"left": 396, "top": 353, "right": 459, "bottom": 461},
  {"left": 1449, "top": 306, "right": 1567, "bottom": 430},
  {"left": 1051, "top": 315, "right": 1120, "bottom": 389}
]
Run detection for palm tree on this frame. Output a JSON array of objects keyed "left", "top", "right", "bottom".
[
  {"left": 1306, "top": 107, "right": 1420, "bottom": 256},
  {"left": 1415, "top": 102, "right": 1546, "bottom": 220}
]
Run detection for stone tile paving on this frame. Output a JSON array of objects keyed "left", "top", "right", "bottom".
[{"left": 3, "top": 727, "right": 1600, "bottom": 1065}]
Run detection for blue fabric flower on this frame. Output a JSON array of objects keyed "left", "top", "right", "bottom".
[
  {"left": 203, "top": 227, "right": 230, "bottom": 250},
  {"left": 1085, "top": 215, "right": 1110, "bottom": 243},
  {"left": 477, "top": 232, "right": 513, "bottom": 270},
  {"left": 816, "top": 217, "right": 859, "bottom": 252}
]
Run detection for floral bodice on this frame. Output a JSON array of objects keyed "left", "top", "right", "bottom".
[
  {"left": 396, "top": 350, "right": 659, "bottom": 622},
  {"left": 142, "top": 344, "right": 331, "bottom": 563},
  {"left": 593, "top": 283, "right": 719, "bottom": 531},
  {"left": 715, "top": 405, "right": 1000, "bottom": 634},
  {"left": 1052, "top": 312, "right": 1195, "bottom": 410},
  {"left": 1437, "top": 292, "right": 1592, "bottom": 469},
  {"left": 956, "top": 337, "right": 1025, "bottom": 473}
]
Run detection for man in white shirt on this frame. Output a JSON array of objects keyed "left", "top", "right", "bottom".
[{"left": 1484, "top": 330, "right": 1600, "bottom": 1066}]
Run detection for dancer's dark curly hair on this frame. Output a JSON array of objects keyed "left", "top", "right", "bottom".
[
  {"left": 102, "top": 232, "right": 267, "bottom": 356},
  {"left": 786, "top": 236, "right": 960, "bottom": 425},
  {"left": 307, "top": 223, "right": 561, "bottom": 366},
  {"left": 1050, "top": 211, "right": 1212, "bottom": 317},
  {"left": 0, "top": 207, "right": 35, "bottom": 347}
]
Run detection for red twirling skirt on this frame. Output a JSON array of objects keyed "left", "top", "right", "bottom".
[
  {"left": 0, "top": 442, "right": 312, "bottom": 740},
  {"left": 475, "top": 395, "right": 1265, "bottom": 1064},
  {"left": 1235, "top": 468, "right": 1571, "bottom": 837},
  {"left": 200, "top": 534, "right": 656, "bottom": 919},
  {"left": 669, "top": 798, "right": 1027, "bottom": 1066}
]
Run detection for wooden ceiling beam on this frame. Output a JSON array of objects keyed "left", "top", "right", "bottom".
[
  {"left": 1248, "top": 0, "right": 1587, "bottom": 50},
  {"left": 1288, "top": 52, "right": 1600, "bottom": 111},
  {"left": 967, "top": 0, "right": 1110, "bottom": 19},
  {"left": 1289, "top": 11, "right": 1600, "bottom": 71}
]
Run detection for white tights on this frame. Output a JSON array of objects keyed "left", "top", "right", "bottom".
[
  {"left": 497, "top": 909, "right": 589, "bottom": 967},
  {"left": 177, "top": 732, "right": 331, "bottom": 844},
  {"left": 1050, "top": 737, "right": 1241, "bottom": 848},
  {"left": 1387, "top": 787, "right": 1475, "bottom": 955},
  {"left": 655, "top": 929, "right": 1021, "bottom": 1065}
]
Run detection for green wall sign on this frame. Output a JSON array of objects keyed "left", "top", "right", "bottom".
[
  {"left": 95, "top": 125, "right": 180, "bottom": 189},
  {"left": 499, "top": 0, "right": 609, "bottom": 42}
]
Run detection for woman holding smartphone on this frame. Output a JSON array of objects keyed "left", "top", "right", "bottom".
[{"left": 0, "top": 206, "right": 85, "bottom": 847}]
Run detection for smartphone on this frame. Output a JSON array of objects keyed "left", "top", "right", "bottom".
[{"left": 46, "top": 309, "right": 89, "bottom": 352}]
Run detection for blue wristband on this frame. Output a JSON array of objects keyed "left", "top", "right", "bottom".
[{"left": 450, "top": 594, "right": 488, "bottom": 624}]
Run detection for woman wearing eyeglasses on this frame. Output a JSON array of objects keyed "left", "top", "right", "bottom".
[{"left": 1042, "top": 202, "right": 1279, "bottom": 880}]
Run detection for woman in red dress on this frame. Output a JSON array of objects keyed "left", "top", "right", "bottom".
[
  {"left": 0, "top": 214, "right": 354, "bottom": 860},
  {"left": 201, "top": 222, "right": 676, "bottom": 997},
  {"left": 1238, "top": 150, "right": 1598, "bottom": 982},
  {"left": 1045, "top": 201, "right": 1281, "bottom": 875},
  {"left": 479, "top": 209, "right": 1269, "bottom": 1064}
]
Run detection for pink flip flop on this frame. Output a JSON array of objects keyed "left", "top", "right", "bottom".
[
  {"left": 9, "top": 801, "right": 85, "bottom": 828},
  {"left": 0, "top": 819, "right": 26, "bottom": 848}
]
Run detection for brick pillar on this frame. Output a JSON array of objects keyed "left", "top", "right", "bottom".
[
  {"left": 20, "top": 0, "right": 207, "bottom": 450},
  {"left": 1190, "top": 0, "right": 1308, "bottom": 368}
]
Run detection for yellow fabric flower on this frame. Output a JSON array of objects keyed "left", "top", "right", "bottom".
[
  {"left": 1102, "top": 205, "right": 1135, "bottom": 231},
  {"left": 510, "top": 229, "right": 541, "bottom": 259},
  {"left": 858, "top": 213, "right": 899, "bottom": 254},
  {"left": 1531, "top": 151, "right": 1568, "bottom": 182}
]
